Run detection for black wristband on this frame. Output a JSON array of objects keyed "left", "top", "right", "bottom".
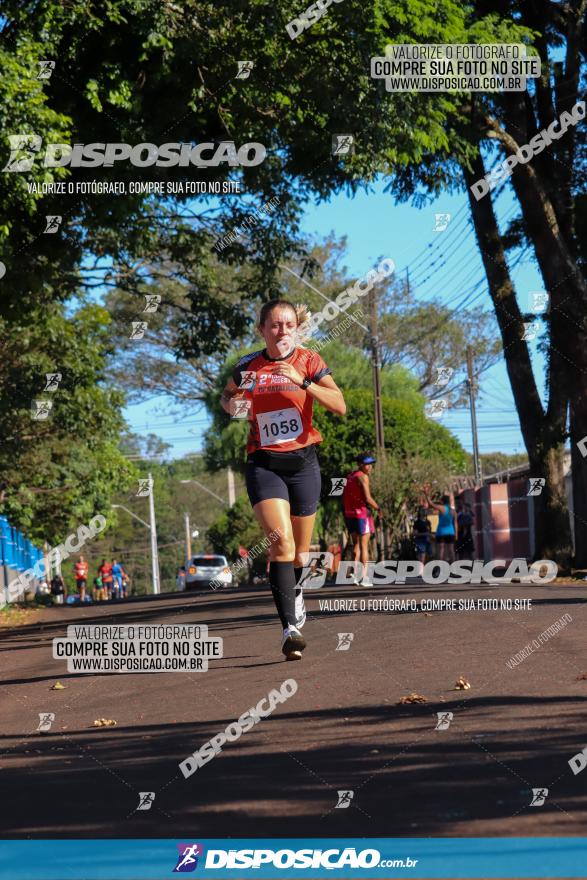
[{"left": 301, "top": 376, "right": 313, "bottom": 390}]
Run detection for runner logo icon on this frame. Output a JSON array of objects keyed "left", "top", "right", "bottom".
[
  {"left": 173, "top": 843, "right": 204, "bottom": 872},
  {"left": 530, "top": 788, "right": 548, "bottom": 806},
  {"left": 329, "top": 477, "right": 347, "bottom": 496},
  {"left": 335, "top": 790, "right": 354, "bottom": 808},
  {"left": 299, "top": 551, "right": 333, "bottom": 588}
]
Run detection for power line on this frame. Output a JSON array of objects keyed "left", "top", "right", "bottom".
[{"left": 395, "top": 202, "right": 470, "bottom": 277}]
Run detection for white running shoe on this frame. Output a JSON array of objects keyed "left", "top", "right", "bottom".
[
  {"left": 294, "top": 589, "right": 306, "bottom": 628},
  {"left": 281, "top": 624, "right": 306, "bottom": 660},
  {"left": 360, "top": 577, "right": 374, "bottom": 587}
]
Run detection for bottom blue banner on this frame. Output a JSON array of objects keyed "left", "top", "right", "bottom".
[{"left": 1, "top": 838, "right": 587, "bottom": 879}]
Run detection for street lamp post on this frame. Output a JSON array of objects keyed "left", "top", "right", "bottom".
[
  {"left": 185, "top": 512, "right": 192, "bottom": 561},
  {"left": 180, "top": 478, "right": 230, "bottom": 506},
  {"left": 147, "top": 473, "right": 161, "bottom": 595},
  {"left": 112, "top": 472, "right": 161, "bottom": 595},
  {"left": 183, "top": 512, "right": 200, "bottom": 562}
]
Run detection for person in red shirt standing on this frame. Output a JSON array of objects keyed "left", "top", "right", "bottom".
[
  {"left": 98, "top": 558, "right": 114, "bottom": 600},
  {"left": 342, "top": 453, "right": 380, "bottom": 587},
  {"left": 73, "top": 555, "right": 89, "bottom": 602},
  {"left": 220, "top": 299, "right": 346, "bottom": 660}
]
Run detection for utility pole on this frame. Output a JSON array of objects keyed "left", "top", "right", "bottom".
[
  {"left": 227, "top": 466, "right": 235, "bottom": 508},
  {"left": 369, "top": 288, "right": 385, "bottom": 457},
  {"left": 148, "top": 472, "right": 161, "bottom": 595},
  {"left": 369, "top": 287, "right": 387, "bottom": 561},
  {"left": 466, "top": 347, "right": 482, "bottom": 485},
  {"left": 184, "top": 512, "right": 192, "bottom": 562}
]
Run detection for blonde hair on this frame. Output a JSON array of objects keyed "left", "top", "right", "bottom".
[
  {"left": 257, "top": 299, "right": 313, "bottom": 346},
  {"left": 294, "top": 303, "right": 313, "bottom": 343}
]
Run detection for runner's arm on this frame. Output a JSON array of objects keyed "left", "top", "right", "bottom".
[
  {"left": 220, "top": 378, "right": 242, "bottom": 415},
  {"left": 424, "top": 494, "right": 444, "bottom": 513},
  {"left": 270, "top": 361, "right": 345, "bottom": 415},
  {"left": 356, "top": 472, "right": 379, "bottom": 510},
  {"left": 304, "top": 374, "right": 346, "bottom": 416}
]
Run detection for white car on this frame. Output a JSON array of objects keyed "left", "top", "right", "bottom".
[{"left": 183, "top": 555, "right": 233, "bottom": 590}]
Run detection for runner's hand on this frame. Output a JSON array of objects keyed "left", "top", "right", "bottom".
[{"left": 272, "top": 363, "right": 304, "bottom": 386}]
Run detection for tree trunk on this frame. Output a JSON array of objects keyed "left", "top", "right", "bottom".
[
  {"left": 462, "top": 155, "right": 573, "bottom": 567},
  {"left": 505, "top": 158, "right": 587, "bottom": 568},
  {"left": 485, "top": 95, "right": 587, "bottom": 567},
  {"left": 570, "top": 396, "right": 587, "bottom": 567},
  {"left": 528, "top": 443, "right": 574, "bottom": 565}
]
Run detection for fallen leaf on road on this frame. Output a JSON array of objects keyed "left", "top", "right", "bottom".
[
  {"left": 398, "top": 693, "right": 427, "bottom": 704},
  {"left": 455, "top": 676, "right": 471, "bottom": 690},
  {"left": 577, "top": 673, "right": 587, "bottom": 680},
  {"left": 50, "top": 682, "right": 66, "bottom": 690},
  {"left": 92, "top": 718, "right": 117, "bottom": 727}
]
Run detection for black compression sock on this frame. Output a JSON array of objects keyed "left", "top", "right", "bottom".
[
  {"left": 294, "top": 566, "right": 303, "bottom": 595},
  {"left": 269, "top": 561, "right": 297, "bottom": 629}
]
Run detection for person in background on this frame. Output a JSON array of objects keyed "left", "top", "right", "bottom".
[
  {"left": 121, "top": 572, "right": 130, "bottom": 599},
  {"left": 111, "top": 559, "right": 127, "bottom": 600},
  {"left": 73, "top": 555, "right": 89, "bottom": 602},
  {"left": 413, "top": 506, "right": 432, "bottom": 565},
  {"left": 424, "top": 488, "right": 457, "bottom": 563},
  {"left": 98, "top": 558, "right": 113, "bottom": 600},
  {"left": 50, "top": 572, "right": 66, "bottom": 605},
  {"left": 456, "top": 502, "right": 476, "bottom": 560},
  {"left": 93, "top": 573, "right": 105, "bottom": 602},
  {"left": 342, "top": 453, "right": 380, "bottom": 587},
  {"left": 176, "top": 566, "right": 186, "bottom": 591}
]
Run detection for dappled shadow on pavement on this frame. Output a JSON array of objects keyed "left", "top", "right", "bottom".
[{"left": 2, "top": 694, "right": 587, "bottom": 839}]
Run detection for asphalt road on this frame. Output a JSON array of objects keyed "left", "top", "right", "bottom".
[{"left": 1, "top": 579, "right": 587, "bottom": 840}]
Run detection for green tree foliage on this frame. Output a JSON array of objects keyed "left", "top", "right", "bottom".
[
  {"left": 0, "top": 0, "right": 309, "bottom": 333},
  {"left": 85, "top": 448, "right": 245, "bottom": 595},
  {"left": 0, "top": 303, "right": 135, "bottom": 544},
  {"left": 0, "top": 0, "right": 528, "bottom": 338},
  {"left": 0, "top": 32, "right": 75, "bottom": 315},
  {"left": 315, "top": 388, "right": 466, "bottom": 482},
  {"left": 207, "top": 495, "right": 267, "bottom": 579},
  {"left": 102, "top": 235, "right": 498, "bottom": 421},
  {"left": 369, "top": 452, "right": 456, "bottom": 552},
  {"left": 314, "top": 340, "right": 423, "bottom": 405},
  {"left": 2, "top": 0, "right": 580, "bottom": 563},
  {"left": 477, "top": 451, "right": 528, "bottom": 476},
  {"left": 314, "top": 387, "right": 466, "bottom": 550}
]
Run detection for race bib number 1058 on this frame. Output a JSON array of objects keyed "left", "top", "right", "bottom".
[{"left": 257, "top": 408, "right": 303, "bottom": 444}]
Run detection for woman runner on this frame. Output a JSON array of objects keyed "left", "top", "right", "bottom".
[
  {"left": 220, "top": 300, "right": 346, "bottom": 660},
  {"left": 424, "top": 489, "right": 457, "bottom": 563}
]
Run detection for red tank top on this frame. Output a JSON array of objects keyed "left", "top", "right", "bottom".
[
  {"left": 342, "top": 470, "right": 367, "bottom": 517},
  {"left": 74, "top": 561, "right": 89, "bottom": 579},
  {"left": 232, "top": 347, "right": 332, "bottom": 455}
]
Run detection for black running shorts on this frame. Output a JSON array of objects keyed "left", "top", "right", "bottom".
[{"left": 245, "top": 445, "right": 321, "bottom": 516}]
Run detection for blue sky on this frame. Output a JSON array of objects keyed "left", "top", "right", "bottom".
[{"left": 125, "top": 178, "right": 546, "bottom": 466}]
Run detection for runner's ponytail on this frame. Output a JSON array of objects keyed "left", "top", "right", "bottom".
[{"left": 294, "top": 303, "right": 313, "bottom": 343}]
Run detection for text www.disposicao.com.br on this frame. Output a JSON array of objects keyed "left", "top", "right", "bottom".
[{"left": 70, "top": 657, "right": 199, "bottom": 671}]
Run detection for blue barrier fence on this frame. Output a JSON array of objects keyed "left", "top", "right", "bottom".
[{"left": 0, "top": 514, "right": 44, "bottom": 604}]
